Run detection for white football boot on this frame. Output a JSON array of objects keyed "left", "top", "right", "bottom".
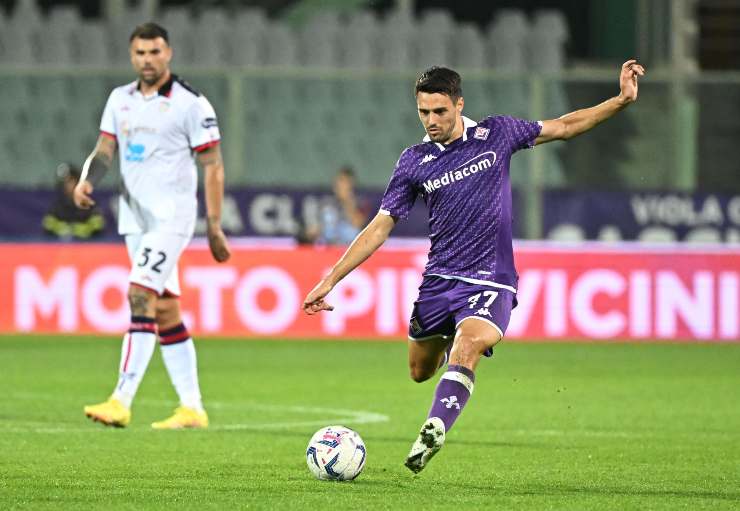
[{"left": 404, "top": 417, "right": 446, "bottom": 474}]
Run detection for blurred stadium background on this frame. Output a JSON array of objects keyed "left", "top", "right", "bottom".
[{"left": 0, "top": 0, "right": 737, "bottom": 341}]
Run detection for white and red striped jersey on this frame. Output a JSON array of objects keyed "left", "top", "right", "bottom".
[{"left": 99, "top": 74, "right": 220, "bottom": 236}]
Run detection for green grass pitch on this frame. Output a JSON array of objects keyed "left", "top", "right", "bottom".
[{"left": 1, "top": 335, "right": 739, "bottom": 510}]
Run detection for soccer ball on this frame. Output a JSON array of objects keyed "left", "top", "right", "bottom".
[{"left": 305, "top": 425, "right": 366, "bottom": 481}]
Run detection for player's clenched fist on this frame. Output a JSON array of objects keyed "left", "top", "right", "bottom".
[{"left": 207, "top": 226, "right": 231, "bottom": 263}]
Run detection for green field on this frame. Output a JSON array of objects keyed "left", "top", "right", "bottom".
[{"left": 1, "top": 335, "right": 739, "bottom": 510}]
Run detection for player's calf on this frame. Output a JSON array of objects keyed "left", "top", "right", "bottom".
[
  {"left": 405, "top": 364, "right": 475, "bottom": 474},
  {"left": 409, "top": 360, "right": 439, "bottom": 383},
  {"left": 407, "top": 336, "right": 451, "bottom": 383}
]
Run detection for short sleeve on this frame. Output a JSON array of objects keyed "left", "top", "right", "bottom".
[
  {"left": 99, "top": 91, "right": 117, "bottom": 139},
  {"left": 497, "top": 115, "right": 542, "bottom": 152},
  {"left": 379, "top": 149, "right": 417, "bottom": 220},
  {"left": 187, "top": 96, "right": 221, "bottom": 152}
]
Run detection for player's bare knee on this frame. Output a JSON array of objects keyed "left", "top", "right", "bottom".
[
  {"left": 127, "top": 286, "right": 156, "bottom": 317},
  {"left": 451, "top": 334, "right": 490, "bottom": 366},
  {"left": 155, "top": 298, "right": 180, "bottom": 329}
]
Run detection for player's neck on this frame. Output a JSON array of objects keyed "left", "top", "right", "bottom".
[{"left": 139, "top": 70, "right": 171, "bottom": 97}]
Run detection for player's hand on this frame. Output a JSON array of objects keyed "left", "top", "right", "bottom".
[
  {"left": 207, "top": 224, "right": 231, "bottom": 263},
  {"left": 73, "top": 180, "right": 95, "bottom": 209},
  {"left": 618, "top": 59, "right": 645, "bottom": 105},
  {"left": 302, "top": 280, "right": 335, "bottom": 315}
]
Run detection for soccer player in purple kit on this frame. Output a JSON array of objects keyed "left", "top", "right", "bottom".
[{"left": 303, "top": 60, "right": 644, "bottom": 473}]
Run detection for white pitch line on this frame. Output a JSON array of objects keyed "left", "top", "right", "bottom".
[
  {"left": 3, "top": 394, "right": 734, "bottom": 440},
  {"left": 0, "top": 401, "right": 389, "bottom": 434}
]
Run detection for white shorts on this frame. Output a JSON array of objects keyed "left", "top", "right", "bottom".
[{"left": 125, "top": 232, "right": 191, "bottom": 296}]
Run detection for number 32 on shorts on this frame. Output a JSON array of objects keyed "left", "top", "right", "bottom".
[{"left": 137, "top": 247, "right": 167, "bottom": 273}]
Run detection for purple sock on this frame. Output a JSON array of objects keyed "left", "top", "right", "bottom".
[{"left": 427, "top": 364, "right": 475, "bottom": 432}]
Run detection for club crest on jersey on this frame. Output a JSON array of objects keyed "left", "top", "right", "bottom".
[
  {"left": 473, "top": 127, "right": 490, "bottom": 140},
  {"left": 201, "top": 117, "right": 218, "bottom": 129}
]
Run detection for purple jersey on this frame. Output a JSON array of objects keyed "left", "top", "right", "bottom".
[{"left": 380, "top": 115, "right": 541, "bottom": 292}]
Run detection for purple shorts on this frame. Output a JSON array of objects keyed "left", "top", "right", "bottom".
[{"left": 408, "top": 276, "right": 517, "bottom": 343}]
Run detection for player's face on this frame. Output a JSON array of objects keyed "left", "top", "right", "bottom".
[
  {"left": 130, "top": 37, "right": 172, "bottom": 86},
  {"left": 416, "top": 92, "right": 464, "bottom": 144},
  {"left": 333, "top": 173, "right": 354, "bottom": 200}
]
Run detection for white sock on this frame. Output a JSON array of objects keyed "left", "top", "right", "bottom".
[
  {"left": 161, "top": 339, "right": 204, "bottom": 412},
  {"left": 112, "top": 331, "right": 156, "bottom": 408}
]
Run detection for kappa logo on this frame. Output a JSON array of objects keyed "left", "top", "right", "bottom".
[
  {"left": 419, "top": 154, "right": 437, "bottom": 165},
  {"left": 476, "top": 307, "right": 492, "bottom": 317},
  {"left": 440, "top": 396, "right": 460, "bottom": 409},
  {"left": 473, "top": 127, "right": 490, "bottom": 140}
]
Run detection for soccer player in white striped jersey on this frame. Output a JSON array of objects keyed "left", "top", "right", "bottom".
[{"left": 75, "top": 23, "right": 231, "bottom": 429}]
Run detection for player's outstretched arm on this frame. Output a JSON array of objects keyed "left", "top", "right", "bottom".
[
  {"left": 74, "top": 135, "right": 117, "bottom": 209},
  {"left": 198, "top": 144, "right": 231, "bottom": 263},
  {"left": 535, "top": 59, "right": 645, "bottom": 145},
  {"left": 302, "top": 213, "right": 396, "bottom": 315}
]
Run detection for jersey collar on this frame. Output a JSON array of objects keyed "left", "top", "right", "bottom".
[
  {"left": 133, "top": 73, "right": 175, "bottom": 98},
  {"left": 157, "top": 74, "right": 175, "bottom": 97},
  {"left": 422, "top": 116, "right": 478, "bottom": 151}
]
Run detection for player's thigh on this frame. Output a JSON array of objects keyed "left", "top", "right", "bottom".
[
  {"left": 126, "top": 232, "right": 190, "bottom": 295},
  {"left": 452, "top": 286, "right": 515, "bottom": 353}
]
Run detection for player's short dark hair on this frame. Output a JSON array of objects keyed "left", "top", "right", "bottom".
[
  {"left": 129, "top": 22, "right": 169, "bottom": 44},
  {"left": 56, "top": 162, "right": 80, "bottom": 181},
  {"left": 414, "top": 66, "right": 462, "bottom": 101},
  {"left": 337, "top": 166, "right": 355, "bottom": 180}
]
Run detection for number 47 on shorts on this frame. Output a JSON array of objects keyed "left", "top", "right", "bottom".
[{"left": 468, "top": 291, "right": 498, "bottom": 317}]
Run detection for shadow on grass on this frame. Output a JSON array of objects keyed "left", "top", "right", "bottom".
[
  {"left": 351, "top": 476, "right": 740, "bottom": 503},
  {"left": 501, "top": 485, "right": 740, "bottom": 502},
  {"left": 213, "top": 426, "right": 554, "bottom": 449}
]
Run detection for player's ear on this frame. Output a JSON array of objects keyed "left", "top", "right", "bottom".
[{"left": 456, "top": 96, "right": 464, "bottom": 113}]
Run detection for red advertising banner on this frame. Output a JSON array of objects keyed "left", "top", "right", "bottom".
[{"left": 1, "top": 242, "right": 738, "bottom": 341}]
